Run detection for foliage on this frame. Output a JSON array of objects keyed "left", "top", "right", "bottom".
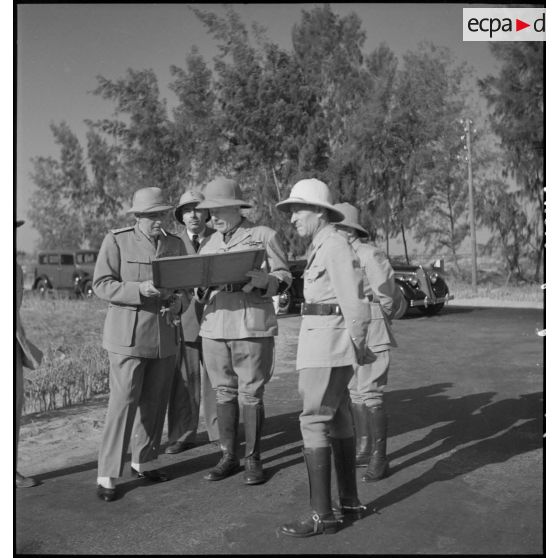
[
  {"left": 479, "top": 43, "right": 544, "bottom": 281},
  {"left": 26, "top": 5, "right": 542, "bottom": 279}
]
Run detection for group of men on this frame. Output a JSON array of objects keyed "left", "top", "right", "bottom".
[{"left": 16, "top": 175, "right": 399, "bottom": 538}]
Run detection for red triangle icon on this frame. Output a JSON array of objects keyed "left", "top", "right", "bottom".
[{"left": 516, "top": 18, "right": 530, "bottom": 31}]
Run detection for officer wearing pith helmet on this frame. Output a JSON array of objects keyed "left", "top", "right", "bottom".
[
  {"left": 195, "top": 176, "right": 292, "bottom": 486},
  {"left": 275, "top": 178, "right": 371, "bottom": 537},
  {"left": 334, "top": 202, "right": 398, "bottom": 482},
  {"left": 93, "top": 187, "right": 187, "bottom": 502}
]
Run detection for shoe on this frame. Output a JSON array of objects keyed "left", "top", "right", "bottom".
[
  {"left": 131, "top": 467, "right": 170, "bottom": 482},
  {"left": 332, "top": 502, "right": 367, "bottom": 520},
  {"left": 244, "top": 456, "right": 265, "bottom": 485},
  {"left": 96, "top": 485, "right": 117, "bottom": 502},
  {"left": 204, "top": 453, "right": 240, "bottom": 481},
  {"left": 15, "top": 472, "right": 38, "bottom": 488},
  {"left": 165, "top": 440, "right": 197, "bottom": 454},
  {"left": 279, "top": 512, "right": 339, "bottom": 538}
]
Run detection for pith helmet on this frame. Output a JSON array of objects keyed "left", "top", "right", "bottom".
[
  {"left": 275, "top": 178, "right": 344, "bottom": 222},
  {"left": 126, "top": 187, "right": 173, "bottom": 214},
  {"left": 334, "top": 202, "right": 369, "bottom": 238},
  {"left": 196, "top": 176, "right": 252, "bottom": 210},
  {"left": 174, "top": 189, "right": 205, "bottom": 224}
]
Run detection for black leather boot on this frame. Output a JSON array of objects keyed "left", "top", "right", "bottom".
[
  {"left": 330, "top": 437, "right": 366, "bottom": 519},
  {"left": 243, "top": 404, "right": 265, "bottom": 485},
  {"left": 362, "top": 405, "right": 389, "bottom": 482},
  {"left": 351, "top": 403, "right": 372, "bottom": 467},
  {"left": 204, "top": 401, "right": 241, "bottom": 481},
  {"left": 279, "top": 447, "right": 340, "bottom": 537}
]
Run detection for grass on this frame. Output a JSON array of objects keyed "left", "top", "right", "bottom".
[
  {"left": 18, "top": 268, "right": 542, "bottom": 414},
  {"left": 20, "top": 291, "right": 110, "bottom": 414}
]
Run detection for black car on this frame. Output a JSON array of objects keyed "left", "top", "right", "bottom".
[{"left": 276, "top": 258, "right": 453, "bottom": 318}]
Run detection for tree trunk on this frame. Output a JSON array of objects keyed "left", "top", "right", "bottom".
[
  {"left": 534, "top": 233, "right": 544, "bottom": 283},
  {"left": 401, "top": 223, "right": 410, "bottom": 264}
]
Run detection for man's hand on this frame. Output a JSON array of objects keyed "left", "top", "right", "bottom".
[
  {"left": 139, "top": 280, "right": 162, "bottom": 298},
  {"left": 243, "top": 270, "right": 270, "bottom": 292}
]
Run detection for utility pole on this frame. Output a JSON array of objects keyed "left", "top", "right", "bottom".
[{"left": 461, "top": 118, "right": 478, "bottom": 294}]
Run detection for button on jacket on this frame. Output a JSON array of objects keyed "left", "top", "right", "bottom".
[
  {"left": 297, "top": 225, "right": 371, "bottom": 370},
  {"left": 198, "top": 218, "right": 291, "bottom": 340},
  {"left": 93, "top": 224, "right": 187, "bottom": 358},
  {"left": 350, "top": 238, "right": 398, "bottom": 351}
]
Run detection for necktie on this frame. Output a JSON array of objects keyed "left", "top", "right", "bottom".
[{"left": 192, "top": 234, "right": 200, "bottom": 252}]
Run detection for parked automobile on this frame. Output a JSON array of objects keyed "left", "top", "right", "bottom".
[
  {"left": 32, "top": 250, "right": 98, "bottom": 297},
  {"left": 276, "top": 257, "right": 453, "bottom": 318},
  {"left": 391, "top": 259, "right": 454, "bottom": 318}
]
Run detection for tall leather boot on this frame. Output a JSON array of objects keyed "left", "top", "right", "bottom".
[
  {"left": 351, "top": 403, "right": 372, "bottom": 467},
  {"left": 362, "top": 405, "right": 389, "bottom": 482},
  {"left": 204, "top": 401, "right": 241, "bottom": 481},
  {"left": 279, "top": 447, "right": 340, "bottom": 538},
  {"left": 243, "top": 404, "right": 266, "bottom": 485},
  {"left": 330, "top": 437, "right": 366, "bottom": 519}
]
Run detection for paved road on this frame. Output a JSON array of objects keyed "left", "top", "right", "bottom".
[{"left": 15, "top": 305, "right": 544, "bottom": 554}]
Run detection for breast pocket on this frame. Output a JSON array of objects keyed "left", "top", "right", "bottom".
[
  {"left": 125, "top": 258, "right": 152, "bottom": 282},
  {"left": 304, "top": 265, "right": 326, "bottom": 299}
]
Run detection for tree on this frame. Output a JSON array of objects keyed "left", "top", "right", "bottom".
[
  {"left": 479, "top": 43, "right": 544, "bottom": 281},
  {"left": 88, "top": 68, "right": 180, "bottom": 201}
]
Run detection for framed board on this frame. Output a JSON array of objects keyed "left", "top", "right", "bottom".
[{"left": 152, "top": 248, "right": 266, "bottom": 289}]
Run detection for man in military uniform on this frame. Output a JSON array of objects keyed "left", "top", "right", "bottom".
[
  {"left": 334, "top": 202, "right": 398, "bottom": 482},
  {"left": 15, "top": 220, "right": 43, "bottom": 488},
  {"left": 275, "top": 179, "right": 371, "bottom": 537},
  {"left": 93, "top": 187, "right": 187, "bottom": 502},
  {"left": 195, "top": 176, "right": 292, "bottom": 485},
  {"left": 165, "top": 189, "right": 219, "bottom": 454}
]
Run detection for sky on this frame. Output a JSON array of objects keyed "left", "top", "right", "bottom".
[{"left": 15, "top": 2, "right": 505, "bottom": 253}]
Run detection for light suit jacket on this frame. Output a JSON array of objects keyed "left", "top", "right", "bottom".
[
  {"left": 296, "top": 225, "right": 371, "bottom": 370},
  {"left": 93, "top": 224, "right": 187, "bottom": 358},
  {"left": 350, "top": 238, "right": 398, "bottom": 351},
  {"left": 16, "top": 263, "right": 43, "bottom": 369},
  {"left": 178, "top": 226, "right": 215, "bottom": 343},
  {"left": 198, "top": 218, "right": 291, "bottom": 340}
]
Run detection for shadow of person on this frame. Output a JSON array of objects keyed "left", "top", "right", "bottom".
[
  {"left": 386, "top": 383, "right": 495, "bottom": 439},
  {"left": 374, "top": 415, "right": 542, "bottom": 512},
  {"left": 390, "top": 391, "right": 542, "bottom": 474},
  {"left": 373, "top": 392, "right": 543, "bottom": 511}
]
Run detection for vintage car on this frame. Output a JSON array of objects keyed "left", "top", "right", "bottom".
[
  {"left": 276, "top": 257, "right": 453, "bottom": 318},
  {"left": 32, "top": 249, "right": 98, "bottom": 297}
]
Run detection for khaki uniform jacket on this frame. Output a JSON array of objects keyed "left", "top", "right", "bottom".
[
  {"left": 16, "top": 263, "right": 43, "bottom": 369},
  {"left": 198, "top": 218, "right": 291, "bottom": 340},
  {"left": 178, "top": 227, "right": 216, "bottom": 343},
  {"left": 93, "top": 224, "right": 187, "bottom": 358},
  {"left": 296, "top": 225, "right": 371, "bottom": 370},
  {"left": 350, "top": 238, "right": 398, "bottom": 351}
]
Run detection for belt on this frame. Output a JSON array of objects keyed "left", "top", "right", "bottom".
[
  {"left": 220, "top": 283, "right": 247, "bottom": 293},
  {"left": 301, "top": 302, "right": 343, "bottom": 316}
]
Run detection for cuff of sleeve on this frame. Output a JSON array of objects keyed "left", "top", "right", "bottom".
[{"left": 263, "top": 275, "right": 280, "bottom": 298}]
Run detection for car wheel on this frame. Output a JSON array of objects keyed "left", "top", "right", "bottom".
[
  {"left": 82, "top": 280, "right": 94, "bottom": 298},
  {"left": 276, "top": 290, "right": 292, "bottom": 315},
  {"left": 35, "top": 278, "right": 50, "bottom": 296},
  {"left": 392, "top": 285, "right": 409, "bottom": 319}
]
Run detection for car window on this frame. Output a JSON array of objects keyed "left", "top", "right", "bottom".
[
  {"left": 48, "top": 254, "right": 60, "bottom": 264},
  {"left": 38, "top": 254, "right": 47, "bottom": 264},
  {"left": 78, "top": 252, "right": 97, "bottom": 264},
  {"left": 60, "top": 254, "right": 74, "bottom": 265}
]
